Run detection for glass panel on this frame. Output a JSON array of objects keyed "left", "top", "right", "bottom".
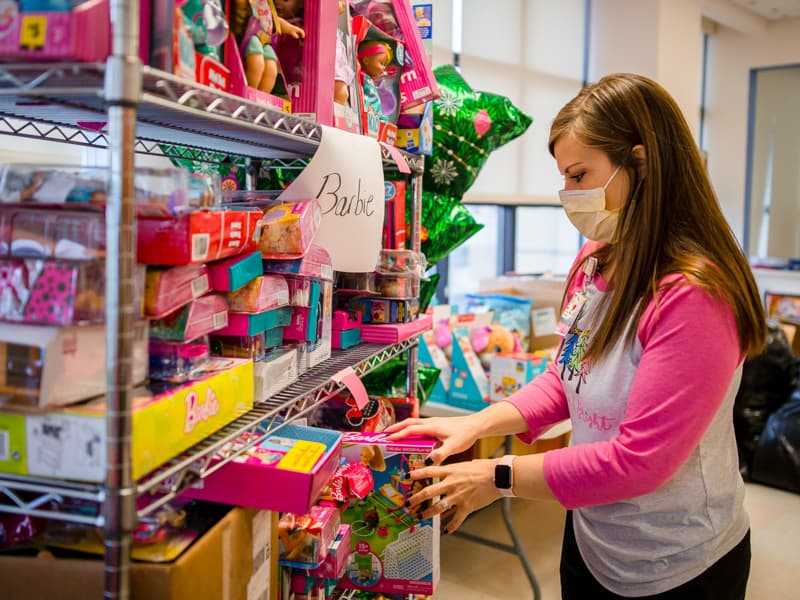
[
  {"left": 446, "top": 205, "right": 499, "bottom": 308},
  {"left": 515, "top": 206, "right": 579, "bottom": 275}
]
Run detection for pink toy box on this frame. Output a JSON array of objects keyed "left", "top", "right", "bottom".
[
  {"left": 351, "top": 0, "right": 439, "bottom": 110},
  {"left": 149, "top": 293, "right": 229, "bottom": 342},
  {"left": 0, "top": 257, "right": 106, "bottom": 325},
  {"left": 225, "top": 274, "right": 289, "bottom": 313},
  {"left": 337, "top": 431, "right": 440, "bottom": 595},
  {"left": 182, "top": 422, "right": 342, "bottom": 515},
  {"left": 272, "top": 0, "right": 337, "bottom": 126},
  {"left": 360, "top": 314, "right": 431, "bottom": 344},
  {"left": 206, "top": 251, "right": 262, "bottom": 292},
  {"left": 0, "top": 0, "right": 110, "bottom": 62},
  {"left": 263, "top": 243, "right": 333, "bottom": 281},
  {"left": 279, "top": 505, "right": 340, "bottom": 569},
  {"left": 144, "top": 264, "right": 210, "bottom": 318},
  {"left": 214, "top": 304, "right": 292, "bottom": 337}
]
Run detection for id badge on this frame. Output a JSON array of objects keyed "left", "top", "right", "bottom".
[{"left": 554, "top": 290, "right": 587, "bottom": 337}]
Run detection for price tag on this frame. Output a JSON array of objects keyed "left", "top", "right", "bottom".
[{"left": 19, "top": 15, "right": 47, "bottom": 51}]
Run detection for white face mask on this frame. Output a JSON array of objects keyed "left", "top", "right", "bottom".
[{"left": 559, "top": 165, "right": 622, "bottom": 243}]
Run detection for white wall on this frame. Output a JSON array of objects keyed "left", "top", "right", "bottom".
[{"left": 705, "top": 17, "right": 800, "bottom": 241}]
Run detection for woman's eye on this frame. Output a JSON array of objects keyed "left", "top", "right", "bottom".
[{"left": 569, "top": 173, "right": 585, "bottom": 183}]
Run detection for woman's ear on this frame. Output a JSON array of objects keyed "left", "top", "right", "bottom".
[{"left": 632, "top": 144, "right": 646, "bottom": 178}]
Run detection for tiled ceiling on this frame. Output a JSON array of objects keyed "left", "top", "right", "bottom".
[{"left": 728, "top": 0, "right": 800, "bottom": 19}]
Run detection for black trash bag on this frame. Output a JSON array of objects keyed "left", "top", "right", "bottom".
[
  {"left": 750, "top": 390, "right": 800, "bottom": 493},
  {"left": 734, "top": 321, "right": 795, "bottom": 478}
]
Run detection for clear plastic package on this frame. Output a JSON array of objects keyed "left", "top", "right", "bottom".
[
  {"left": 0, "top": 206, "right": 105, "bottom": 260},
  {"left": 225, "top": 275, "right": 290, "bottom": 313},
  {"left": 375, "top": 249, "right": 426, "bottom": 298},
  {"left": 149, "top": 294, "right": 229, "bottom": 342},
  {"left": 209, "top": 333, "right": 266, "bottom": 361},
  {"left": 375, "top": 272, "right": 417, "bottom": 298},
  {"left": 148, "top": 337, "right": 211, "bottom": 382},
  {"left": 144, "top": 264, "right": 210, "bottom": 318},
  {"left": 258, "top": 199, "right": 323, "bottom": 258},
  {"left": 286, "top": 276, "right": 313, "bottom": 307},
  {"left": 335, "top": 271, "right": 379, "bottom": 295}
]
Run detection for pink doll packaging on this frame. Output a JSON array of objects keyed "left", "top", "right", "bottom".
[
  {"left": 149, "top": 293, "right": 229, "bottom": 342},
  {"left": 272, "top": 0, "right": 338, "bottom": 125},
  {"left": 206, "top": 251, "right": 263, "bottom": 292},
  {"left": 279, "top": 506, "right": 340, "bottom": 569},
  {"left": 351, "top": 0, "right": 439, "bottom": 110},
  {"left": 263, "top": 243, "right": 333, "bottom": 281},
  {"left": 144, "top": 264, "right": 210, "bottom": 318},
  {"left": 0, "top": 258, "right": 106, "bottom": 326},
  {"left": 224, "top": 274, "right": 289, "bottom": 313},
  {"left": 258, "top": 199, "right": 322, "bottom": 258}
]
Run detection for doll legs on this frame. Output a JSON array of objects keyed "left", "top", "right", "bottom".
[
  {"left": 244, "top": 36, "right": 279, "bottom": 94},
  {"left": 334, "top": 79, "right": 349, "bottom": 105}
]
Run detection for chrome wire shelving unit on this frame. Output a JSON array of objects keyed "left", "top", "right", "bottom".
[{"left": 0, "top": 4, "right": 424, "bottom": 597}]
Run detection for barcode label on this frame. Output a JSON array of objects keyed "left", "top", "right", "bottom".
[
  {"left": 0, "top": 429, "right": 9, "bottom": 462},
  {"left": 191, "top": 233, "right": 211, "bottom": 262},
  {"left": 191, "top": 274, "right": 210, "bottom": 298},
  {"left": 213, "top": 310, "right": 228, "bottom": 330},
  {"left": 253, "top": 220, "right": 264, "bottom": 241}
]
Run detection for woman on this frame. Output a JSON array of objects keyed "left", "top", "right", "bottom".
[{"left": 386, "top": 73, "right": 766, "bottom": 599}]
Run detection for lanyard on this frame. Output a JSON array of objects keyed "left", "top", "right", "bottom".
[{"left": 554, "top": 256, "right": 598, "bottom": 337}]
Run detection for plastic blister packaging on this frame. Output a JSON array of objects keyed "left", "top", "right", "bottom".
[
  {"left": 149, "top": 294, "right": 229, "bottom": 342},
  {"left": 225, "top": 275, "right": 289, "bottom": 313},
  {"left": 258, "top": 199, "right": 322, "bottom": 258},
  {"left": 148, "top": 336, "right": 211, "bottom": 382},
  {"left": 0, "top": 258, "right": 106, "bottom": 325},
  {"left": 0, "top": 206, "right": 105, "bottom": 260},
  {"left": 335, "top": 271, "right": 379, "bottom": 295},
  {"left": 209, "top": 332, "right": 266, "bottom": 361}
]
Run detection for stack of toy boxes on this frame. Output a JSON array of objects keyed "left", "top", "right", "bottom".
[{"left": 0, "top": 164, "right": 263, "bottom": 483}]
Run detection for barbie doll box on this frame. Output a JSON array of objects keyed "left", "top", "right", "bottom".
[
  {"left": 337, "top": 430, "right": 440, "bottom": 595},
  {"left": 0, "top": 357, "right": 254, "bottom": 482}
]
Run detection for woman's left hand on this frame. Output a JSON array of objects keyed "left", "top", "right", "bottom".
[{"left": 405, "top": 458, "right": 502, "bottom": 534}]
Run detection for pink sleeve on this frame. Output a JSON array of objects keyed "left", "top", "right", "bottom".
[
  {"left": 503, "top": 241, "right": 603, "bottom": 442},
  {"left": 543, "top": 283, "right": 742, "bottom": 508}
]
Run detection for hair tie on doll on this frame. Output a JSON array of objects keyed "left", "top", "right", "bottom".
[{"left": 357, "top": 43, "right": 389, "bottom": 60}]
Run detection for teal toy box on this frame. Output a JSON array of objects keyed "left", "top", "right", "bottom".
[
  {"left": 418, "top": 330, "right": 449, "bottom": 404},
  {"left": 337, "top": 431, "right": 440, "bottom": 595},
  {"left": 447, "top": 334, "right": 490, "bottom": 412}
]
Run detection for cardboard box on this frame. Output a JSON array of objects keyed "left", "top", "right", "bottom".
[
  {"left": 489, "top": 352, "right": 548, "bottom": 401},
  {"left": 0, "top": 507, "right": 272, "bottom": 600},
  {"left": 0, "top": 358, "right": 254, "bottom": 482}
]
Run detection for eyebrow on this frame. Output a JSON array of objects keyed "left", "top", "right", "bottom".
[{"left": 563, "top": 162, "right": 584, "bottom": 175}]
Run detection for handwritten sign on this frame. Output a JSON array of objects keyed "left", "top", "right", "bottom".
[{"left": 279, "top": 125, "right": 384, "bottom": 272}]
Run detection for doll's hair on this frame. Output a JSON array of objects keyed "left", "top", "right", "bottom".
[{"left": 357, "top": 40, "right": 392, "bottom": 64}]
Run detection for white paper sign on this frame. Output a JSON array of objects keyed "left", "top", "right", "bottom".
[{"left": 278, "top": 125, "right": 385, "bottom": 272}]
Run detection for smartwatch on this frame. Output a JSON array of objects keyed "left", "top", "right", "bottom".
[{"left": 494, "top": 455, "right": 516, "bottom": 497}]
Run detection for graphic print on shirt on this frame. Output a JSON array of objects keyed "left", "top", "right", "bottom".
[{"left": 559, "top": 316, "right": 591, "bottom": 393}]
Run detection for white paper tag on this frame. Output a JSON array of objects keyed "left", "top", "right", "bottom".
[
  {"left": 191, "top": 274, "right": 210, "bottom": 298},
  {"left": 191, "top": 233, "right": 211, "bottom": 262},
  {"left": 532, "top": 307, "right": 558, "bottom": 337}
]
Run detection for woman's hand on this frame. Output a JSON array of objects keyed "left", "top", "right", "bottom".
[
  {"left": 405, "top": 458, "right": 501, "bottom": 534},
  {"left": 384, "top": 415, "right": 482, "bottom": 465}
]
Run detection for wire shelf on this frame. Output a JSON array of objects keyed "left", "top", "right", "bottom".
[
  {"left": 0, "top": 63, "right": 424, "bottom": 171},
  {"left": 0, "top": 339, "right": 419, "bottom": 524}
]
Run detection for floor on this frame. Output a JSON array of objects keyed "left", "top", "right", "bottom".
[{"left": 434, "top": 482, "right": 800, "bottom": 599}]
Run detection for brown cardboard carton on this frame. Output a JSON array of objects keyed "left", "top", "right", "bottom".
[{"left": 0, "top": 507, "right": 271, "bottom": 600}]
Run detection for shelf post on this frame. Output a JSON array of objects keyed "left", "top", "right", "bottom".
[
  {"left": 406, "top": 160, "right": 424, "bottom": 416},
  {"left": 103, "top": 1, "right": 142, "bottom": 598}
]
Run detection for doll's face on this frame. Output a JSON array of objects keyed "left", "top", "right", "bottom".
[
  {"left": 361, "top": 50, "right": 388, "bottom": 78},
  {"left": 369, "top": 6, "right": 400, "bottom": 38},
  {"left": 274, "top": 0, "right": 302, "bottom": 18}
]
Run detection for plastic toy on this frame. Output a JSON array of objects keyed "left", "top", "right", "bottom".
[
  {"left": 229, "top": 0, "right": 304, "bottom": 94},
  {"left": 357, "top": 39, "right": 390, "bottom": 122},
  {"left": 470, "top": 322, "right": 519, "bottom": 370}
]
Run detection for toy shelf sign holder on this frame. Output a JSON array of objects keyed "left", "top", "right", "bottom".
[{"left": 278, "top": 125, "right": 385, "bottom": 273}]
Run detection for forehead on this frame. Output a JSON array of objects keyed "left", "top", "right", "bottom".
[{"left": 553, "top": 133, "right": 607, "bottom": 173}]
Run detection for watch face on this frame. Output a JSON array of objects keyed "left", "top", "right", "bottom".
[{"left": 495, "top": 464, "right": 512, "bottom": 489}]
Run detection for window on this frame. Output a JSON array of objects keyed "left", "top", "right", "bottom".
[
  {"left": 446, "top": 205, "right": 499, "bottom": 307},
  {"left": 515, "top": 206, "right": 578, "bottom": 275}
]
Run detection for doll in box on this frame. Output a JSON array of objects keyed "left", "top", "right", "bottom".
[
  {"left": 334, "top": 0, "right": 355, "bottom": 105},
  {"left": 357, "top": 39, "right": 391, "bottom": 121},
  {"left": 230, "top": 0, "right": 305, "bottom": 94}
]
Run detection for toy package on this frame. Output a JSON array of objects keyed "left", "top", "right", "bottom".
[
  {"left": 383, "top": 180, "right": 406, "bottom": 250},
  {"left": 348, "top": 297, "right": 418, "bottom": 324},
  {"left": 148, "top": 336, "right": 211, "bottom": 382},
  {"left": 206, "top": 250, "right": 262, "bottom": 292},
  {"left": 279, "top": 506, "right": 340, "bottom": 569},
  {"left": 263, "top": 244, "right": 333, "bottom": 281},
  {"left": 271, "top": 0, "right": 338, "bottom": 125},
  {"left": 136, "top": 208, "right": 263, "bottom": 265},
  {"left": 464, "top": 293, "right": 533, "bottom": 352},
  {"left": 447, "top": 333, "right": 489, "bottom": 412},
  {"left": 375, "top": 249, "right": 425, "bottom": 299},
  {"left": 144, "top": 264, "right": 210, "bottom": 318},
  {"left": 183, "top": 423, "right": 343, "bottom": 515},
  {"left": 0, "top": 258, "right": 106, "bottom": 325},
  {"left": 351, "top": 0, "right": 439, "bottom": 110},
  {"left": 258, "top": 200, "right": 322, "bottom": 258},
  {"left": 252, "top": 346, "right": 297, "bottom": 401},
  {"left": 335, "top": 271, "right": 379, "bottom": 295},
  {"left": 149, "top": 293, "right": 229, "bottom": 342},
  {"left": 0, "top": 206, "right": 105, "bottom": 260},
  {"left": 333, "top": 327, "right": 362, "bottom": 350},
  {"left": 397, "top": 100, "right": 433, "bottom": 155},
  {"left": 0, "top": 322, "right": 148, "bottom": 410},
  {"left": 308, "top": 524, "right": 352, "bottom": 580},
  {"left": 352, "top": 15, "right": 404, "bottom": 141},
  {"left": 225, "top": 274, "right": 289, "bottom": 313},
  {"left": 287, "top": 276, "right": 313, "bottom": 306},
  {"left": 0, "top": 358, "right": 254, "bottom": 482},
  {"left": 337, "top": 431, "right": 439, "bottom": 595},
  {"left": 489, "top": 352, "right": 548, "bottom": 402},
  {"left": 0, "top": 0, "right": 110, "bottom": 62},
  {"left": 283, "top": 279, "right": 320, "bottom": 342},
  {"left": 214, "top": 304, "right": 292, "bottom": 337},
  {"left": 333, "top": 0, "right": 364, "bottom": 133},
  {"left": 209, "top": 332, "right": 266, "bottom": 361}
]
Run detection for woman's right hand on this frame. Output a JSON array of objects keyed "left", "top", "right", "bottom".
[{"left": 383, "top": 415, "right": 483, "bottom": 465}]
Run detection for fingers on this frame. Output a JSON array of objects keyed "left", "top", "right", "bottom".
[{"left": 383, "top": 418, "right": 423, "bottom": 435}]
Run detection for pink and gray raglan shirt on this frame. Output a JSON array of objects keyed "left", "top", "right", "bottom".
[{"left": 505, "top": 241, "right": 748, "bottom": 597}]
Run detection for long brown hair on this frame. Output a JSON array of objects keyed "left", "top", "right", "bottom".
[{"left": 549, "top": 73, "right": 766, "bottom": 362}]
